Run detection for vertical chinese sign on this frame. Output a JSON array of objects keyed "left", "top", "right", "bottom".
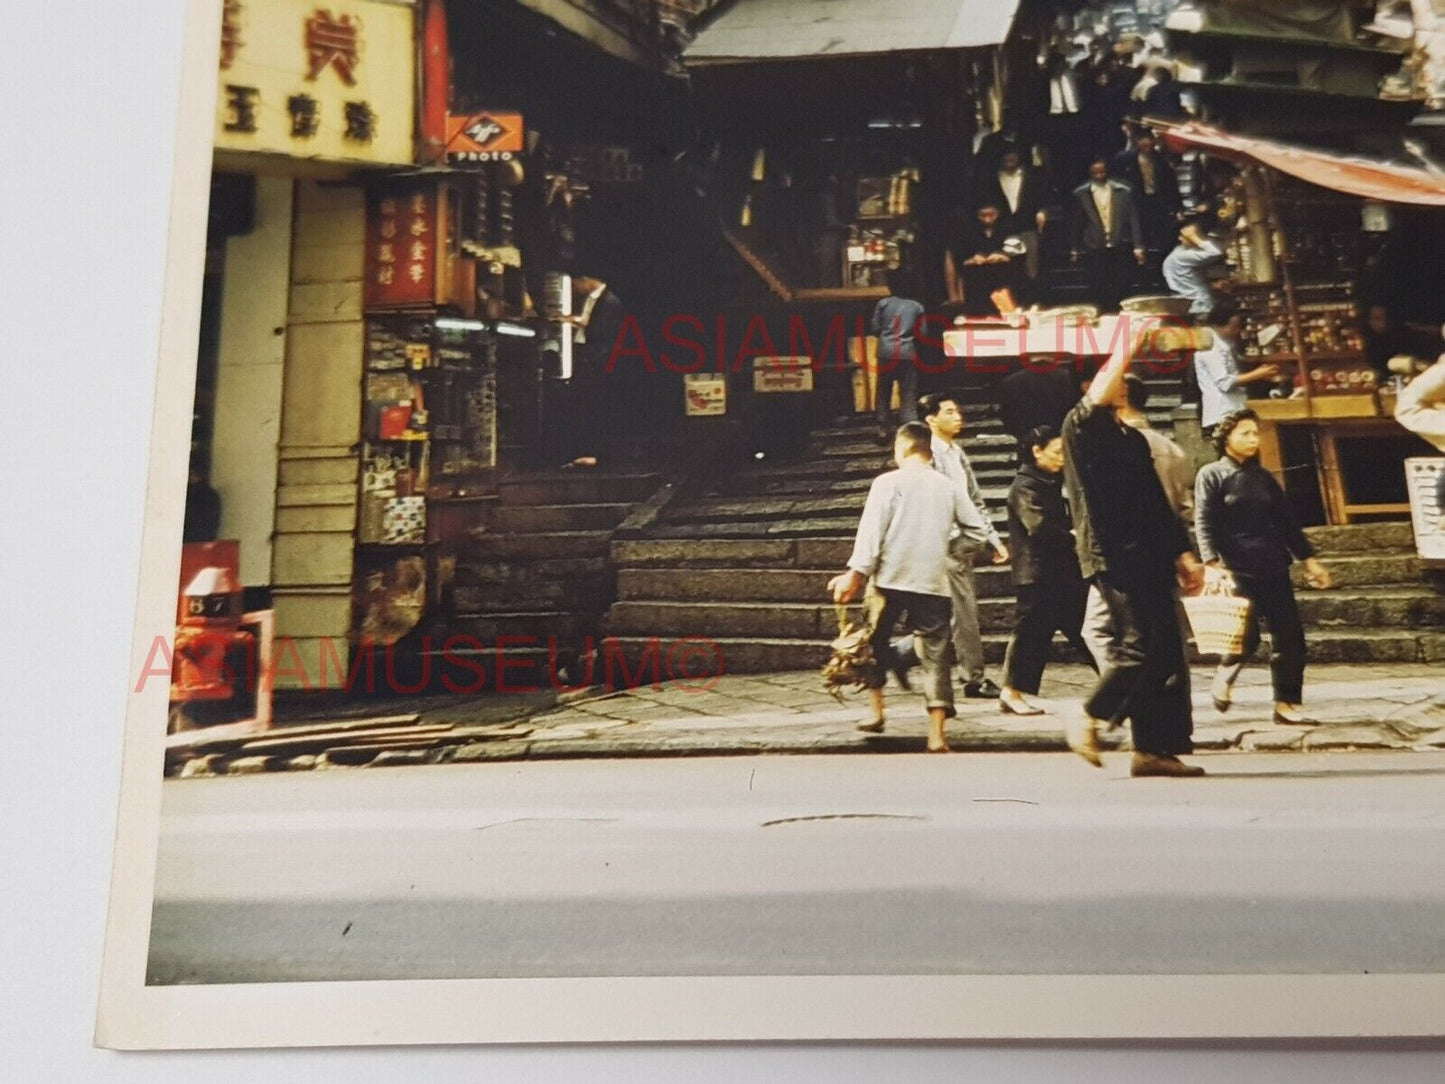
[{"left": 366, "top": 187, "right": 441, "bottom": 309}]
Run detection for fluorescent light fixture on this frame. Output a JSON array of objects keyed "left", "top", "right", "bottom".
[
  {"left": 434, "top": 317, "right": 486, "bottom": 331},
  {"left": 494, "top": 321, "right": 537, "bottom": 338}
]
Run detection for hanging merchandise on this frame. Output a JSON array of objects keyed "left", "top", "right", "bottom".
[{"left": 382, "top": 495, "right": 427, "bottom": 544}]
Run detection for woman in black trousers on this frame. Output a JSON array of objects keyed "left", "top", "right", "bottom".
[
  {"left": 999, "top": 425, "right": 1097, "bottom": 715},
  {"left": 1195, "top": 409, "right": 1333, "bottom": 724}
]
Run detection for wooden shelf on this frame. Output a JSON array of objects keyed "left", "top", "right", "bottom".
[{"left": 1299, "top": 351, "right": 1366, "bottom": 363}]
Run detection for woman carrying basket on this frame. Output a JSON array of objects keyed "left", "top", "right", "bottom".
[{"left": 1194, "top": 409, "right": 1332, "bottom": 725}]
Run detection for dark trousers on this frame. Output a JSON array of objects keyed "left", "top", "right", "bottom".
[
  {"left": 1225, "top": 570, "right": 1307, "bottom": 705},
  {"left": 867, "top": 588, "right": 955, "bottom": 717},
  {"left": 874, "top": 355, "right": 920, "bottom": 432},
  {"left": 1086, "top": 571, "right": 1193, "bottom": 757},
  {"left": 1002, "top": 578, "right": 1097, "bottom": 695},
  {"left": 1083, "top": 247, "right": 1137, "bottom": 311}
]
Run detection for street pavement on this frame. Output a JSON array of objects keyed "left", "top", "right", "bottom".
[
  {"left": 149, "top": 749, "right": 1445, "bottom": 984},
  {"left": 175, "top": 663, "right": 1445, "bottom": 776}
]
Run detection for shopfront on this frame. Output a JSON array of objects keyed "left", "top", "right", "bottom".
[{"left": 1160, "top": 122, "right": 1445, "bottom": 527}]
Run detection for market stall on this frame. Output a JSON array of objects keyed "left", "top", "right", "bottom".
[{"left": 1159, "top": 122, "right": 1445, "bottom": 525}]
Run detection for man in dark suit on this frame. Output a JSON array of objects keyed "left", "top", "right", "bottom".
[
  {"left": 1111, "top": 128, "right": 1181, "bottom": 257},
  {"left": 972, "top": 147, "right": 1051, "bottom": 287},
  {"left": 1071, "top": 158, "right": 1145, "bottom": 310}
]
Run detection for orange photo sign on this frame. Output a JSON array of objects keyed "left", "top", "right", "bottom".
[{"left": 445, "top": 111, "right": 524, "bottom": 162}]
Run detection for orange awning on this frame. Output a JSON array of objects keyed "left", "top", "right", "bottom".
[{"left": 1160, "top": 122, "right": 1445, "bottom": 207}]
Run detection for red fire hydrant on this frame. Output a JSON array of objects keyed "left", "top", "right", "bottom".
[{"left": 170, "top": 565, "right": 252, "bottom": 703}]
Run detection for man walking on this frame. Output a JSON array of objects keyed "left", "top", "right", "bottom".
[
  {"left": 869, "top": 271, "right": 924, "bottom": 443},
  {"left": 829, "top": 423, "right": 992, "bottom": 753},
  {"left": 1080, "top": 374, "right": 1196, "bottom": 670},
  {"left": 1111, "top": 127, "right": 1180, "bottom": 258},
  {"left": 1071, "top": 158, "right": 1145, "bottom": 310},
  {"left": 1061, "top": 330, "right": 1207, "bottom": 778},
  {"left": 921, "top": 391, "right": 1010, "bottom": 698}
]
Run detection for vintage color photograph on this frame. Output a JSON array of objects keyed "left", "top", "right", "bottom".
[{"left": 101, "top": 0, "right": 1445, "bottom": 1047}]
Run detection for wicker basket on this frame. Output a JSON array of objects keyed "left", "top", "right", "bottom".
[{"left": 1183, "top": 573, "right": 1253, "bottom": 658}]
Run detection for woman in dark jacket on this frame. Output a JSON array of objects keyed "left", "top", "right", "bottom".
[
  {"left": 1194, "top": 409, "right": 1333, "bottom": 724},
  {"left": 999, "top": 425, "right": 1097, "bottom": 715}
]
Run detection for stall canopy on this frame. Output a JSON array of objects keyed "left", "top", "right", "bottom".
[
  {"left": 1161, "top": 122, "right": 1445, "bottom": 207},
  {"left": 683, "top": 0, "right": 1021, "bottom": 64}
]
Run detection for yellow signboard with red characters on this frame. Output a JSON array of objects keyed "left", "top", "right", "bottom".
[{"left": 215, "top": 0, "right": 416, "bottom": 165}]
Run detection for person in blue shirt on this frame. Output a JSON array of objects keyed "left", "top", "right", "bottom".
[
  {"left": 869, "top": 271, "right": 925, "bottom": 443},
  {"left": 1193, "top": 301, "right": 1280, "bottom": 432},
  {"left": 1162, "top": 218, "right": 1226, "bottom": 316}
]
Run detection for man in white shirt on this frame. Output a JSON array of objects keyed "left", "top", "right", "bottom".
[
  {"left": 829, "top": 423, "right": 991, "bottom": 752},
  {"left": 976, "top": 148, "right": 1048, "bottom": 283},
  {"left": 1193, "top": 301, "right": 1280, "bottom": 431}
]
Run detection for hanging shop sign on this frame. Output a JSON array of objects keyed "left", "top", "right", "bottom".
[
  {"left": 364, "top": 181, "right": 460, "bottom": 309},
  {"left": 683, "top": 373, "right": 728, "bottom": 416},
  {"left": 445, "top": 111, "right": 526, "bottom": 163},
  {"left": 752, "top": 357, "right": 815, "bottom": 394},
  {"left": 214, "top": 0, "right": 416, "bottom": 166}
]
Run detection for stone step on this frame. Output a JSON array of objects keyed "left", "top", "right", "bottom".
[
  {"left": 606, "top": 589, "right": 1445, "bottom": 641},
  {"left": 1300, "top": 630, "right": 1445, "bottom": 664},
  {"left": 1295, "top": 553, "right": 1426, "bottom": 589},
  {"left": 608, "top": 598, "right": 1023, "bottom": 639},
  {"left": 600, "top": 627, "right": 1445, "bottom": 679},
  {"left": 814, "top": 434, "right": 1016, "bottom": 458},
  {"left": 1298, "top": 586, "right": 1445, "bottom": 627},
  {"left": 662, "top": 488, "right": 1011, "bottom": 525},
  {"left": 617, "top": 565, "right": 1016, "bottom": 602},
  {"left": 1302, "top": 521, "right": 1416, "bottom": 554},
  {"left": 599, "top": 634, "right": 1079, "bottom": 676},
  {"left": 490, "top": 502, "right": 633, "bottom": 533},
  {"left": 745, "top": 449, "right": 1021, "bottom": 480},
  {"left": 455, "top": 581, "right": 614, "bottom": 614},
  {"left": 465, "top": 530, "right": 613, "bottom": 560},
  {"left": 616, "top": 536, "right": 856, "bottom": 567},
  {"left": 448, "top": 610, "right": 597, "bottom": 643},
  {"left": 499, "top": 471, "right": 660, "bottom": 507},
  {"left": 613, "top": 537, "right": 845, "bottom": 569},
  {"left": 703, "top": 470, "right": 1017, "bottom": 499},
  {"left": 454, "top": 555, "right": 612, "bottom": 585}
]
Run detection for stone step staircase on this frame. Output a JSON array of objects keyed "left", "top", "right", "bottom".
[
  {"left": 603, "top": 408, "right": 1444, "bottom": 675},
  {"left": 428, "top": 469, "right": 663, "bottom": 683}
]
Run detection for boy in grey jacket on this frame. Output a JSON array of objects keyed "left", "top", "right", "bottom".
[{"left": 829, "top": 423, "right": 990, "bottom": 753}]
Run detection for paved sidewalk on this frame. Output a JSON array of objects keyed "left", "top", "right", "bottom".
[
  {"left": 170, "top": 663, "right": 1445, "bottom": 777},
  {"left": 521, "top": 663, "right": 1445, "bottom": 759}
]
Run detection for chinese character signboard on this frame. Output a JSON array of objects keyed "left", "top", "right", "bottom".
[
  {"left": 366, "top": 183, "right": 458, "bottom": 309},
  {"left": 683, "top": 373, "right": 728, "bottom": 416},
  {"left": 1407, "top": 457, "right": 1445, "bottom": 562},
  {"left": 445, "top": 111, "right": 525, "bottom": 163},
  {"left": 752, "top": 357, "right": 815, "bottom": 394},
  {"left": 215, "top": 0, "right": 415, "bottom": 166}
]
